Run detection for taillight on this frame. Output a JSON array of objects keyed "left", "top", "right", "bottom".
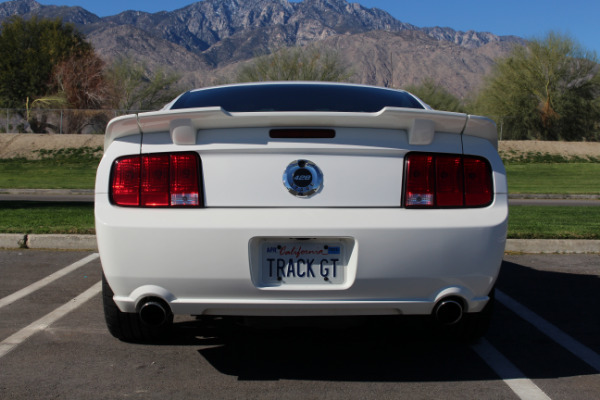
[
  {"left": 142, "top": 154, "right": 170, "bottom": 206},
  {"left": 464, "top": 157, "right": 492, "bottom": 206},
  {"left": 111, "top": 152, "right": 202, "bottom": 207},
  {"left": 170, "top": 154, "right": 201, "bottom": 206},
  {"left": 405, "top": 154, "right": 434, "bottom": 206},
  {"left": 436, "top": 155, "right": 464, "bottom": 206},
  {"left": 111, "top": 156, "right": 141, "bottom": 206},
  {"left": 404, "top": 153, "right": 492, "bottom": 208}
]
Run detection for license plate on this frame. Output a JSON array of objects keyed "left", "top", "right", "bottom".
[{"left": 261, "top": 240, "right": 345, "bottom": 285}]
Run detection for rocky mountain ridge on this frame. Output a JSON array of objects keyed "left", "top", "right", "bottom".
[{"left": 0, "top": 0, "right": 525, "bottom": 97}]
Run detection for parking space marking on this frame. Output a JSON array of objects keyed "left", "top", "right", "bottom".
[
  {"left": 497, "top": 289, "right": 600, "bottom": 372},
  {"left": 0, "top": 280, "right": 101, "bottom": 359},
  {"left": 0, "top": 253, "right": 99, "bottom": 310},
  {"left": 472, "top": 339, "right": 551, "bottom": 400}
]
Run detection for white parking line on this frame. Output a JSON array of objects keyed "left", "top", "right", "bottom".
[
  {"left": 0, "top": 253, "right": 99, "bottom": 310},
  {"left": 497, "top": 289, "right": 600, "bottom": 372},
  {"left": 472, "top": 339, "right": 551, "bottom": 400},
  {"left": 0, "top": 280, "right": 102, "bottom": 359}
]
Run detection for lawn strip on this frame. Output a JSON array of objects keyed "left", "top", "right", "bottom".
[
  {"left": 508, "top": 205, "right": 600, "bottom": 239},
  {"left": 505, "top": 163, "right": 600, "bottom": 195},
  {"left": 0, "top": 156, "right": 98, "bottom": 190},
  {"left": 0, "top": 201, "right": 94, "bottom": 234}
]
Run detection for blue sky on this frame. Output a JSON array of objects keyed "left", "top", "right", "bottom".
[{"left": 35, "top": 0, "right": 600, "bottom": 56}]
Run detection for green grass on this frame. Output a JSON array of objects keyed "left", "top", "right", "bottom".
[
  {"left": 508, "top": 206, "right": 600, "bottom": 239},
  {"left": 505, "top": 163, "right": 600, "bottom": 195},
  {"left": 500, "top": 150, "right": 600, "bottom": 194},
  {"left": 0, "top": 160, "right": 98, "bottom": 189},
  {"left": 0, "top": 201, "right": 94, "bottom": 234},
  {"left": 0, "top": 147, "right": 101, "bottom": 190}
]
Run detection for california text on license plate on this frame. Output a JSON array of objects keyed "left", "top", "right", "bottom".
[{"left": 262, "top": 240, "right": 346, "bottom": 285}]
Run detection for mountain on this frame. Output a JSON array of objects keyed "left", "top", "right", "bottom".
[
  {"left": 0, "top": 0, "right": 99, "bottom": 23},
  {"left": 0, "top": 0, "right": 524, "bottom": 97}
]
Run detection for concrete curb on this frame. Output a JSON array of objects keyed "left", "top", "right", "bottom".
[
  {"left": 0, "top": 188, "right": 94, "bottom": 196},
  {"left": 1, "top": 234, "right": 599, "bottom": 254},
  {"left": 0, "top": 234, "right": 27, "bottom": 249},
  {"left": 508, "top": 193, "right": 600, "bottom": 200},
  {"left": 0, "top": 234, "right": 98, "bottom": 251},
  {"left": 27, "top": 234, "right": 99, "bottom": 251},
  {"left": 505, "top": 239, "right": 600, "bottom": 254}
]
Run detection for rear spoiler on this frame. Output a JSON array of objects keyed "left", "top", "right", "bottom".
[{"left": 105, "top": 107, "right": 498, "bottom": 150}]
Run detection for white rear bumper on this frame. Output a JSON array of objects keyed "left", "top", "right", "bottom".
[{"left": 96, "top": 195, "right": 508, "bottom": 316}]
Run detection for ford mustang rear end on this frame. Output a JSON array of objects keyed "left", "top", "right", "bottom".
[{"left": 95, "top": 82, "right": 507, "bottom": 342}]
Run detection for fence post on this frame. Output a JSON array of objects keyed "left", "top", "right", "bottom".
[{"left": 60, "top": 110, "right": 63, "bottom": 134}]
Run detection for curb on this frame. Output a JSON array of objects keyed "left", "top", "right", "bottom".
[
  {"left": 505, "top": 239, "right": 600, "bottom": 254},
  {"left": 1, "top": 234, "right": 599, "bottom": 254},
  {"left": 0, "top": 188, "right": 94, "bottom": 196},
  {"left": 0, "top": 234, "right": 27, "bottom": 249},
  {"left": 0, "top": 234, "right": 98, "bottom": 251},
  {"left": 508, "top": 193, "right": 600, "bottom": 200}
]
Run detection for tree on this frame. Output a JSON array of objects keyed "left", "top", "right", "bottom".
[
  {"left": 53, "top": 53, "right": 108, "bottom": 110},
  {"left": 51, "top": 52, "right": 111, "bottom": 133},
  {"left": 0, "top": 16, "right": 92, "bottom": 108},
  {"left": 236, "top": 46, "right": 352, "bottom": 82},
  {"left": 474, "top": 32, "right": 600, "bottom": 141},
  {"left": 105, "top": 57, "right": 182, "bottom": 113},
  {"left": 405, "top": 79, "right": 465, "bottom": 112}
]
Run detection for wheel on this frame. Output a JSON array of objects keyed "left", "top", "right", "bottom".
[{"left": 102, "top": 274, "right": 172, "bottom": 342}]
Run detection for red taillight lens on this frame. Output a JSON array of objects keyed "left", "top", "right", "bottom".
[
  {"left": 404, "top": 153, "right": 492, "bottom": 208},
  {"left": 111, "top": 157, "right": 141, "bottom": 206},
  {"left": 464, "top": 157, "right": 492, "bottom": 206},
  {"left": 170, "top": 154, "right": 200, "bottom": 206},
  {"left": 111, "top": 152, "right": 201, "bottom": 207},
  {"left": 405, "top": 154, "right": 435, "bottom": 206},
  {"left": 436, "top": 155, "right": 464, "bottom": 206},
  {"left": 142, "top": 154, "right": 170, "bottom": 207}
]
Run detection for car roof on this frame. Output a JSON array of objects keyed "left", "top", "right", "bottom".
[{"left": 167, "top": 82, "right": 428, "bottom": 113}]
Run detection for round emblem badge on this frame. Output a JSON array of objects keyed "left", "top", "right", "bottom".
[{"left": 283, "top": 159, "right": 323, "bottom": 197}]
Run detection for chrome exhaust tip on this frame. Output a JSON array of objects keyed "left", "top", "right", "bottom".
[
  {"left": 434, "top": 299, "right": 464, "bottom": 326},
  {"left": 138, "top": 299, "right": 170, "bottom": 327}
]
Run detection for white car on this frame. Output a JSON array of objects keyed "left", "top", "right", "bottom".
[{"left": 95, "top": 82, "right": 508, "bottom": 342}]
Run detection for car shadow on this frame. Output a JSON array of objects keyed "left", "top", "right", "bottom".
[
  {"left": 497, "top": 256, "right": 599, "bottom": 352},
  {"left": 489, "top": 256, "right": 599, "bottom": 378},
  {"left": 160, "top": 256, "right": 599, "bottom": 382},
  {"left": 189, "top": 317, "right": 496, "bottom": 382}
]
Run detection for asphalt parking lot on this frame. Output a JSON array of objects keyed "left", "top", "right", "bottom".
[{"left": 0, "top": 250, "right": 598, "bottom": 399}]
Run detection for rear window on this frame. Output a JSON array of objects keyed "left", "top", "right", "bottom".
[{"left": 170, "top": 83, "right": 425, "bottom": 112}]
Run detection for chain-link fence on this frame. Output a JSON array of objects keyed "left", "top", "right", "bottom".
[{"left": 0, "top": 109, "right": 140, "bottom": 135}]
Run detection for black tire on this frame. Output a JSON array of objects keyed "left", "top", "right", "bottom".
[
  {"left": 437, "top": 288, "right": 495, "bottom": 343},
  {"left": 102, "top": 274, "right": 173, "bottom": 343}
]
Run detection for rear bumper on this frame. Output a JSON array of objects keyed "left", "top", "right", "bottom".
[{"left": 96, "top": 195, "right": 508, "bottom": 316}]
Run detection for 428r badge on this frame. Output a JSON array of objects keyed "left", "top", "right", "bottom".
[{"left": 283, "top": 159, "right": 324, "bottom": 197}]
